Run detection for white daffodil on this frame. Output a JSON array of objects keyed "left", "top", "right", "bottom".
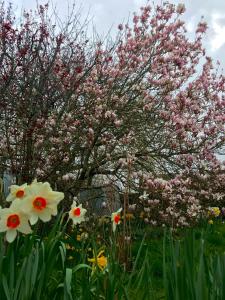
[
  {"left": 0, "top": 201, "right": 32, "bottom": 243},
  {"left": 6, "top": 183, "right": 28, "bottom": 202},
  {"left": 111, "top": 208, "right": 122, "bottom": 232},
  {"left": 22, "top": 181, "right": 64, "bottom": 225},
  {"left": 68, "top": 201, "right": 87, "bottom": 225}
]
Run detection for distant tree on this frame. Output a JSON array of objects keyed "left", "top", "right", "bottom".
[{"left": 0, "top": 2, "right": 224, "bottom": 224}]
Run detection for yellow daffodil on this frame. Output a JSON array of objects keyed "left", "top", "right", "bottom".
[
  {"left": 22, "top": 180, "right": 64, "bottom": 225},
  {"left": 208, "top": 207, "right": 220, "bottom": 218},
  {"left": 208, "top": 219, "right": 214, "bottom": 225},
  {"left": 111, "top": 208, "right": 122, "bottom": 232},
  {"left": 6, "top": 183, "right": 28, "bottom": 202},
  {"left": 212, "top": 207, "right": 220, "bottom": 217},
  {"left": 0, "top": 201, "right": 32, "bottom": 242},
  {"left": 68, "top": 201, "right": 87, "bottom": 226},
  {"left": 88, "top": 250, "right": 108, "bottom": 271}
]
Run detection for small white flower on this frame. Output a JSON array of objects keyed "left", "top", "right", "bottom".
[
  {"left": 62, "top": 174, "right": 70, "bottom": 181},
  {"left": 128, "top": 204, "right": 136, "bottom": 211},
  {"left": 139, "top": 191, "right": 149, "bottom": 201},
  {"left": 111, "top": 208, "right": 122, "bottom": 232},
  {"left": 6, "top": 183, "right": 28, "bottom": 202},
  {"left": 0, "top": 201, "right": 32, "bottom": 243},
  {"left": 68, "top": 201, "right": 87, "bottom": 225},
  {"left": 144, "top": 207, "right": 150, "bottom": 212}
]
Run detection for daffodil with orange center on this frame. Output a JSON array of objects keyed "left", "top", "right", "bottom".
[
  {"left": 22, "top": 180, "right": 64, "bottom": 225},
  {"left": 6, "top": 183, "right": 28, "bottom": 202},
  {"left": 68, "top": 201, "right": 87, "bottom": 225},
  {"left": 0, "top": 201, "right": 32, "bottom": 242},
  {"left": 88, "top": 250, "right": 108, "bottom": 272},
  {"left": 111, "top": 208, "right": 122, "bottom": 232}
]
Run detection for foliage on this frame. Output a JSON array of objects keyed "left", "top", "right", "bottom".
[
  {"left": 163, "top": 227, "right": 225, "bottom": 300},
  {"left": 1, "top": 198, "right": 225, "bottom": 299},
  {"left": 0, "top": 217, "right": 75, "bottom": 300}
]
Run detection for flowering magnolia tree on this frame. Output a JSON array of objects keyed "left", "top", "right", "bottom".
[{"left": 0, "top": 2, "right": 224, "bottom": 225}]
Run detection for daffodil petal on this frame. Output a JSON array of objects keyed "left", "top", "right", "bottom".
[
  {"left": 29, "top": 214, "right": 39, "bottom": 225},
  {"left": 6, "top": 230, "right": 17, "bottom": 243}
]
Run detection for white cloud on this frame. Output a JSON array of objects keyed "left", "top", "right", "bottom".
[
  {"left": 210, "top": 13, "right": 225, "bottom": 51},
  {"left": 186, "top": 16, "right": 197, "bottom": 33}
]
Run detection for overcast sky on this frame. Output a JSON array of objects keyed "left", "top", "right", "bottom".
[{"left": 5, "top": 0, "right": 225, "bottom": 71}]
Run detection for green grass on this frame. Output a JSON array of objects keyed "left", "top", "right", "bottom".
[{"left": 1, "top": 218, "right": 225, "bottom": 299}]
